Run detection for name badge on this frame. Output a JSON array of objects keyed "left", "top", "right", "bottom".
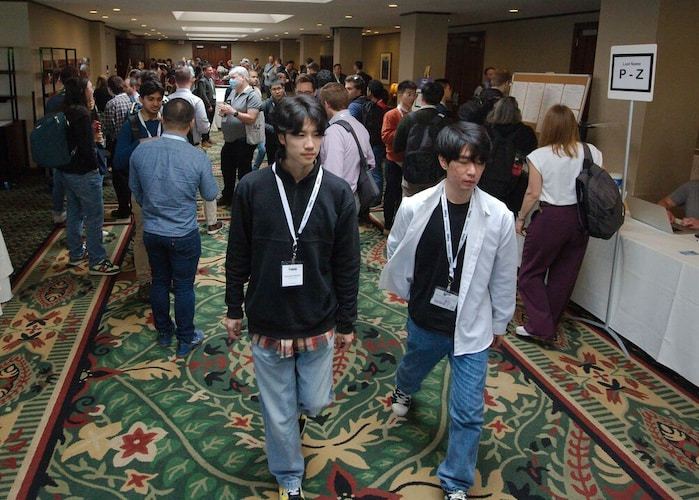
[
  {"left": 430, "top": 286, "right": 458, "bottom": 311},
  {"left": 281, "top": 261, "right": 303, "bottom": 287}
]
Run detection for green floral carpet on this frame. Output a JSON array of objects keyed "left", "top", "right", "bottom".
[{"left": 2, "top": 223, "right": 698, "bottom": 499}]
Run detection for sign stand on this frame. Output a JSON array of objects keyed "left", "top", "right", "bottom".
[{"left": 570, "top": 44, "right": 657, "bottom": 358}]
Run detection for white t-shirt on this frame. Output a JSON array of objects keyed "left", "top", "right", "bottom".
[{"left": 527, "top": 143, "right": 603, "bottom": 206}]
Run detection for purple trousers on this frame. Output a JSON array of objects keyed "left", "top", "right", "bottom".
[{"left": 518, "top": 204, "right": 589, "bottom": 339}]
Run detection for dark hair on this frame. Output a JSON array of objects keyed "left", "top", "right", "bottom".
[
  {"left": 434, "top": 78, "right": 450, "bottom": 88},
  {"left": 296, "top": 73, "right": 316, "bottom": 90},
  {"left": 62, "top": 77, "right": 90, "bottom": 108},
  {"left": 59, "top": 65, "right": 79, "bottom": 84},
  {"left": 140, "top": 70, "right": 160, "bottom": 84},
  {"left": 107, "top": 75, "right": 125, "bottom": 94},
  {"left": 484, "top": 66, "right": 495, "bottom": 75},
  {"left": 273, "top": 95, "right": 328, "bottom": 159},
  {"left": 421, "top": 81, "right": 444, "bottom": 105},
  {"left": 307, "top": 62, "right": 320, "bottom": 72},
  {"left": 486, "top": 96, "right": 522, "bottom": 125},
  {"left": 269, "top": 79, "right": 285, "bottom": 89},
  {"left": 139, "top": 79, "right": 164, "bottom": 98},
  {"left": 367, "top": 79, "right": 384, "bottom": 96},
  {"left": 163, "top": 99, "right": 194, "bottom": 127},
  {"left": 344, "top": 74, "right": 366, "bottom": 94},
  {"left": 354, "top": 60, "right": 363, "bottom": 70},
  {"left": 397, "top": 80, "right": 418, "bottom": 94},
  {"left": 314, "top": 69, "right": 334, "bottom": 90},
  {"left": 435, "top": 122, "right": 491, "bottom": 165}
]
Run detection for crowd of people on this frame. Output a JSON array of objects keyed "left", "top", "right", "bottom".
[{"left": 39, "top": 54, "right": 696, "bottom": 500}]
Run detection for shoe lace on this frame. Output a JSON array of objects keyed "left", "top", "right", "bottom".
[
  {"left": 446, "top": 491, "right": 468, "bottom": 500},
  {"left": 392, "top": 388, "right": 410, "bottom": 405}
]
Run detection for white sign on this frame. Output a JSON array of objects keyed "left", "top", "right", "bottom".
[{"left": 608, "top": 44, "right": 657, "bottom": 101}]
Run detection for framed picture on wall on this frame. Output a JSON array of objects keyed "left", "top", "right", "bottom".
[{"left": 380, "top": 53, "right": 391, "bottom": 84}]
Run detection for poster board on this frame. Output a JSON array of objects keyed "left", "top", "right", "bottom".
[{"left": 510, "top": 73, "right": 591, "bottom": 132}]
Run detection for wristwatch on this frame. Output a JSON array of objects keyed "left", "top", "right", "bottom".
[{"left": 233, "top": 110, "right": 239, "bottom": 117}]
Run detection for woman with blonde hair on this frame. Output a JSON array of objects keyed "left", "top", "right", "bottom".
[{"left": 515, "top": 104, "right": 603, "bottom": 342}]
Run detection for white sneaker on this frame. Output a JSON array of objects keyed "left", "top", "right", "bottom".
[
  {"left": 515, "top": 326, "right": 533, "bottom": 338},
  {"left": 390, "top": 387, "right": 411, "bottom": 417},
  {"left": 52, "top": 211, "right": 66, "bottom": 224}
]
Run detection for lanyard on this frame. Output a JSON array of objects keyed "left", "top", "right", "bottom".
[
  {"left": 137, "top": 111, "right": 162, "bottom": 138},
  {"left": 440, "top": 187, "right": 473, "bottom": 292},
  {"left": 272, "top": 164, "right": 323, "bottom": 262}
]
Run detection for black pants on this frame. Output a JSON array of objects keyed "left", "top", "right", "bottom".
[
  {"left": 220, "top": 139, "right": 255, "bottom": 202},
  {"left": 111, "top": 167, "right": 131, "bottom": 214},
  {"left": 383, "top": 160, "right": 403, "bottom": 230},
  {"left": 202, "top": 105, "right": 215, "bottom": 142}
]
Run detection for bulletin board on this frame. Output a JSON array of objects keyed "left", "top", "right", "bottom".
[{"left": 510, "top": 73, "right": 591, "bottom": 133}]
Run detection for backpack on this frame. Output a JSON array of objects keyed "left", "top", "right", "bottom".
[
  {"left": 480, "top": 127, "right": 528, "bottom": 211},
  {"left": 402, "top": 112, "right": 447, "bottom": 185},
  {"left": 360, "top": 99, "right": 385, "bottom": 146},
  {"left": 30, "top": 112, "right": 75, "bottom": 168},
  {"left": 575, "top": 143, "right": 625, "bottom": 239},
  {"left": 458, "top": 89, "right": 501, "bottom": 125},
  {"left": 333, "top": 120, "right": 380, "bottom": 213}
]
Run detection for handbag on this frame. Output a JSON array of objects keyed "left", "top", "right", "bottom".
[{"left": 333, "top": 120, "right": 380, "bottom": 211}]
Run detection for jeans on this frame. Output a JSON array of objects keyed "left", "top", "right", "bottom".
[
  {"left": 395, "top": 316, "right": 488, "bottom": 492},
  {"left": 62, "top": 170, "right": 106, "bottom": 266},
  {"left": 143, "top": 229, "right": 201, "bottom": 343},
  {"left": 52, "top": 168, "right": 65, "bottom": 214},
  {"left": 251, "top": 340, "right": 334, "bottom": 490},
  {"left": 371, "top": 144, "right": 385, "bottom": 205},
  {"left": 252, "top": 142, "right": 266, "bottom": 170}
]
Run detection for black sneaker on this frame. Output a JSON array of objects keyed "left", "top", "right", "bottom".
[
  {"left": 444, "top": 490, "right": 468, "bottom": 500},
  {"left": 278, "top": 485, "right": 305, "bottom": 500},
  {"left": 88, "top": 258, "right": 120, "bottom": 276},
  {"left": 390, "top": 387, "right": 411, "bottom": 417},
  {"left": 110, "top": 209, "right": 131, "bottom": 219}
]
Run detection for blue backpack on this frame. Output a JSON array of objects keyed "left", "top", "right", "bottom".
[{"left": 30, "top": 112, "right": 75, "bottom": 168}]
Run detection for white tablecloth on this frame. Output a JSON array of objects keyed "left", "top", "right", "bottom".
[
  {"left": 0, "top": 227, "right": 13, "bottom": 314},
  {"left": 570, "top": 218, "right": 699, "bottom": 386}
]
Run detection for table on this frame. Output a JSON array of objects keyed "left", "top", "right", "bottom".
[{"left": 570, "top": 217, "right": 699, "bottom": 386}]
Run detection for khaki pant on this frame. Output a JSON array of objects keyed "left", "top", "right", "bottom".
[
  {"left": 131, "top": 194, "right": 151, "bottom": 285},
  {"left": 202, "top": 199, "right": 218, "bottom": 226}
]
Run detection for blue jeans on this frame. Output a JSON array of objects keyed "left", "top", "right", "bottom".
[
  {"left": 371, "top": 144, "right": 385, "bottom": 205},
  {"left": 62, "top": 170, "right": 106, "bottom": 266},
  {"left": 252, "top": 142, "right": 266, "bottom": 170},
  {"left": 143, "top": 229, "right": 201, "bottom": 343},
  {"left": 251, "top": 340, "right": 334, "bottom": 490},
  {"left": 52, "top": 168, "right": 66, "bottom": 213},
  {"left": 395, "top": 316, "right": 488, "bottom": 493}
]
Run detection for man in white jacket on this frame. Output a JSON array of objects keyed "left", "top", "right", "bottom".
[{"left": 379, "top": 122, "right": 517, "bottom": 500}]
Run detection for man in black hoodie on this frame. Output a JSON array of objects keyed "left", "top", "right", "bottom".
[{"left": 224, "top": 95, "right": 359, "bottom": 500}]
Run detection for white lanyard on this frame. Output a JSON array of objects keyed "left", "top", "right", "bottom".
[
  {"left": 137, "top": 111, "right": 162, "bottom": 138},
  {"left": 272, "top": 164, "right": 323, "bottom": 262},
  {"left": 440, "top": 187, "right": 473, "bottom": 291}
]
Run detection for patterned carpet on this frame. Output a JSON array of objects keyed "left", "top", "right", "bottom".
[{"left": 2, "top": 222, "right": 697, "bottom": 499}]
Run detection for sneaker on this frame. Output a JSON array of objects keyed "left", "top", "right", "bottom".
[
  {"left": 216, "top": 198, "right": 232, "bottom": 207},
  {"left": 515, "top": 326, "right": 533, "bottom": 338},
  {"left": 52, "top": 211, "right": 66, "bottom": 224},
  {"left": 391, "top": 387, "right": 411, "bottom": 417},
  {"left": 206, "top": 221, "right": 224, "bottom": 235},
  {"left": 278, "top": 485, "right": 305, "bottom": 500},
  {"left": 444, "top": 491, "right": 468, "bottom": 500},
  {"left": 298, "top": 414, "right": 307, "bottom": 436},
  {"left": 88, "top": 258, "right": 120, "bottom": 276},
  {"left": 110, "top": 209, "right": 131, "bottom": 219},
  {"left": 176, "top": 330, "right": 204, "bottom": 357},
  {"left": 157, "top": 320, "right": 176, "bottom": 347},
  {"left": 136, "top": 282, "right": 151, "bottom": 302},
  {"left": 67, "top": 248, "right": 88, "bottom": 267}
]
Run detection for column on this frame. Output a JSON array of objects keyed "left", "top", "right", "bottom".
[
  {"left": 280, "top": 38, "right": 299, "bottom": 66},
  {"left": 332, "top": 27, "right": 363, "bottom": 74},
  {"left": 397, "top": 12, "right": 449, "bottom": 82},
  {"left": 300, "top": 34, "right": 322, "bottom": 66}
]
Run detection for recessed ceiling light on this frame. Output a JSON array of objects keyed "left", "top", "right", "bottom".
[
  {"left": 112, "top": 8, "right": 120, "bottom": 12},
  {"left": 151, "top": 28, "right": 156, "bottom": 31},
  {"left": 299, "top": 28, "right": 304, "bottom": 31},
  {"left": 131, "top": 18, "right": 137, "bottom": 21},
  {"left": 141, "top": 24, "right": 147, "bottom": 27},
  {"left": 389, "top": 3, "right": 398, "bottom": 7},
  {"left": 374, "top": 31, "right": 379, "bottom": 34},
  {"left": 509, "top": 9, "right": 519, "bottom": 13},
  {"left": 101, "top": 15, "right": 109, "bottom": 19},
  {"left": 316, "top": 23, "right": 323, "bottom": 27},
  {"left": 89, "top": 10, "right": 97, "bottom": 14},
  {"left": 394, "top": 25, "right": 400, "bottom": 29},
  {"left": 345, "top": 15, "right": 353, "bottom": 19},
  {"left": 284, "top": 31, "right": 289, "bottom": 34}
]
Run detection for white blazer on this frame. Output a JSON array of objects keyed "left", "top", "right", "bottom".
[{"left": 379, "top": 182, "right": 518, "bottom": 355}]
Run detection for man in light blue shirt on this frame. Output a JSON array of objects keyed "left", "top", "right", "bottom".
[{"left": 129, "top": 99, "right": 219, "bottom": 357}]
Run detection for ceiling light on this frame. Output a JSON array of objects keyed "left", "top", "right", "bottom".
[
  {"left": 112, "top": 8, "right": 120, "bottom": 12},
  {"left": 89, "top": 10, "right": 97, "bottom": 14},
  {"left": 172, "top": 11, "right": 292, "bottom": 24},
  {"left": 180, "top": 26, "right": 262, "bottom": 33},
  {"left": 316, "top": 23, "right": 323, "bottom": 27},
  {"left": 102, "top": 15, "right": 109, "bottom": 19},
  {"left": 345, "top": 15, "right": 353, "bottom": 19},
  {"left": 509, "top": 9, "right": 519, "bottom": 13},
  {"left": 394, "top": 25, "right": 400, "bottom": 29},
  {"left": 299, "top": 28, "right": 304, "bottom": 31},
  {"left": 389, "top": 3, "right": 398, "bottom": 7},
  {"left": 284, "top": 32, "right": 289, "bottom": 34},
  {"left": 141, "top": 24, "right": 147, "bottom": 27},
  {"left": 151, "top": 28, "right": 156, "bottom": 31},
  {"left": 186, "top": 33, "right": 249, "bottom": 38},
  {"left": 131, "top": 18, "right": 137, "bottom": 21}
]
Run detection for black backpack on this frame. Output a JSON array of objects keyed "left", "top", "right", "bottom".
[
  {"left": 402, "top": 112, "right": 447, "bottom": 185},
  {"left": 576, "top": 143, "right": 625, "bottom": 239},
  {"left": 479, "top": 127, "right": 528, "bottom": 212},
  {"left": 360, "top": 99, "right": 385, "bottom": 146},
  {"left": 458, "top": 89, "right": 501, "bottom": 124}
]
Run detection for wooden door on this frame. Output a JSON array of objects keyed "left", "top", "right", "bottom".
[
  {"left": 570, "top": 22, "right": 598, "bottom": 122},
  {"left": 446, "top": 32, "right": 485, "bottom": 107},
  {"left": 192, "top": 43, "right": 231, "bottom": 66}
]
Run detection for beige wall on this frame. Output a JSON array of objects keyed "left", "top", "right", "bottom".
[
  {"left": 588, "top": 0, "right": 699, "bottom": 200},
  {"left": 0, "top": 3, "right": 31, "bottom": 125},
  {"left": 149, "top": 41, "right": 193, "bottom": 62},
  {"left": 362, "top": 33, "right": 400, "bottom": 85},
  {"left": 453, "top": 12, "right": 599, "bottom": 74}
]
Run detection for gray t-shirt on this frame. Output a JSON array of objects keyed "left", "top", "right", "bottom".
[
  {"left": 669, "top": 180, "right": 699, "bottom": 218},
  {"left": 220, "top": 85, "right": 262, "bottom": 143}
]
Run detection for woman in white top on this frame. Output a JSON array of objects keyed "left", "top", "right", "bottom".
[{"left": 515, "top": 105, "right": 603, "bottom": 342}]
